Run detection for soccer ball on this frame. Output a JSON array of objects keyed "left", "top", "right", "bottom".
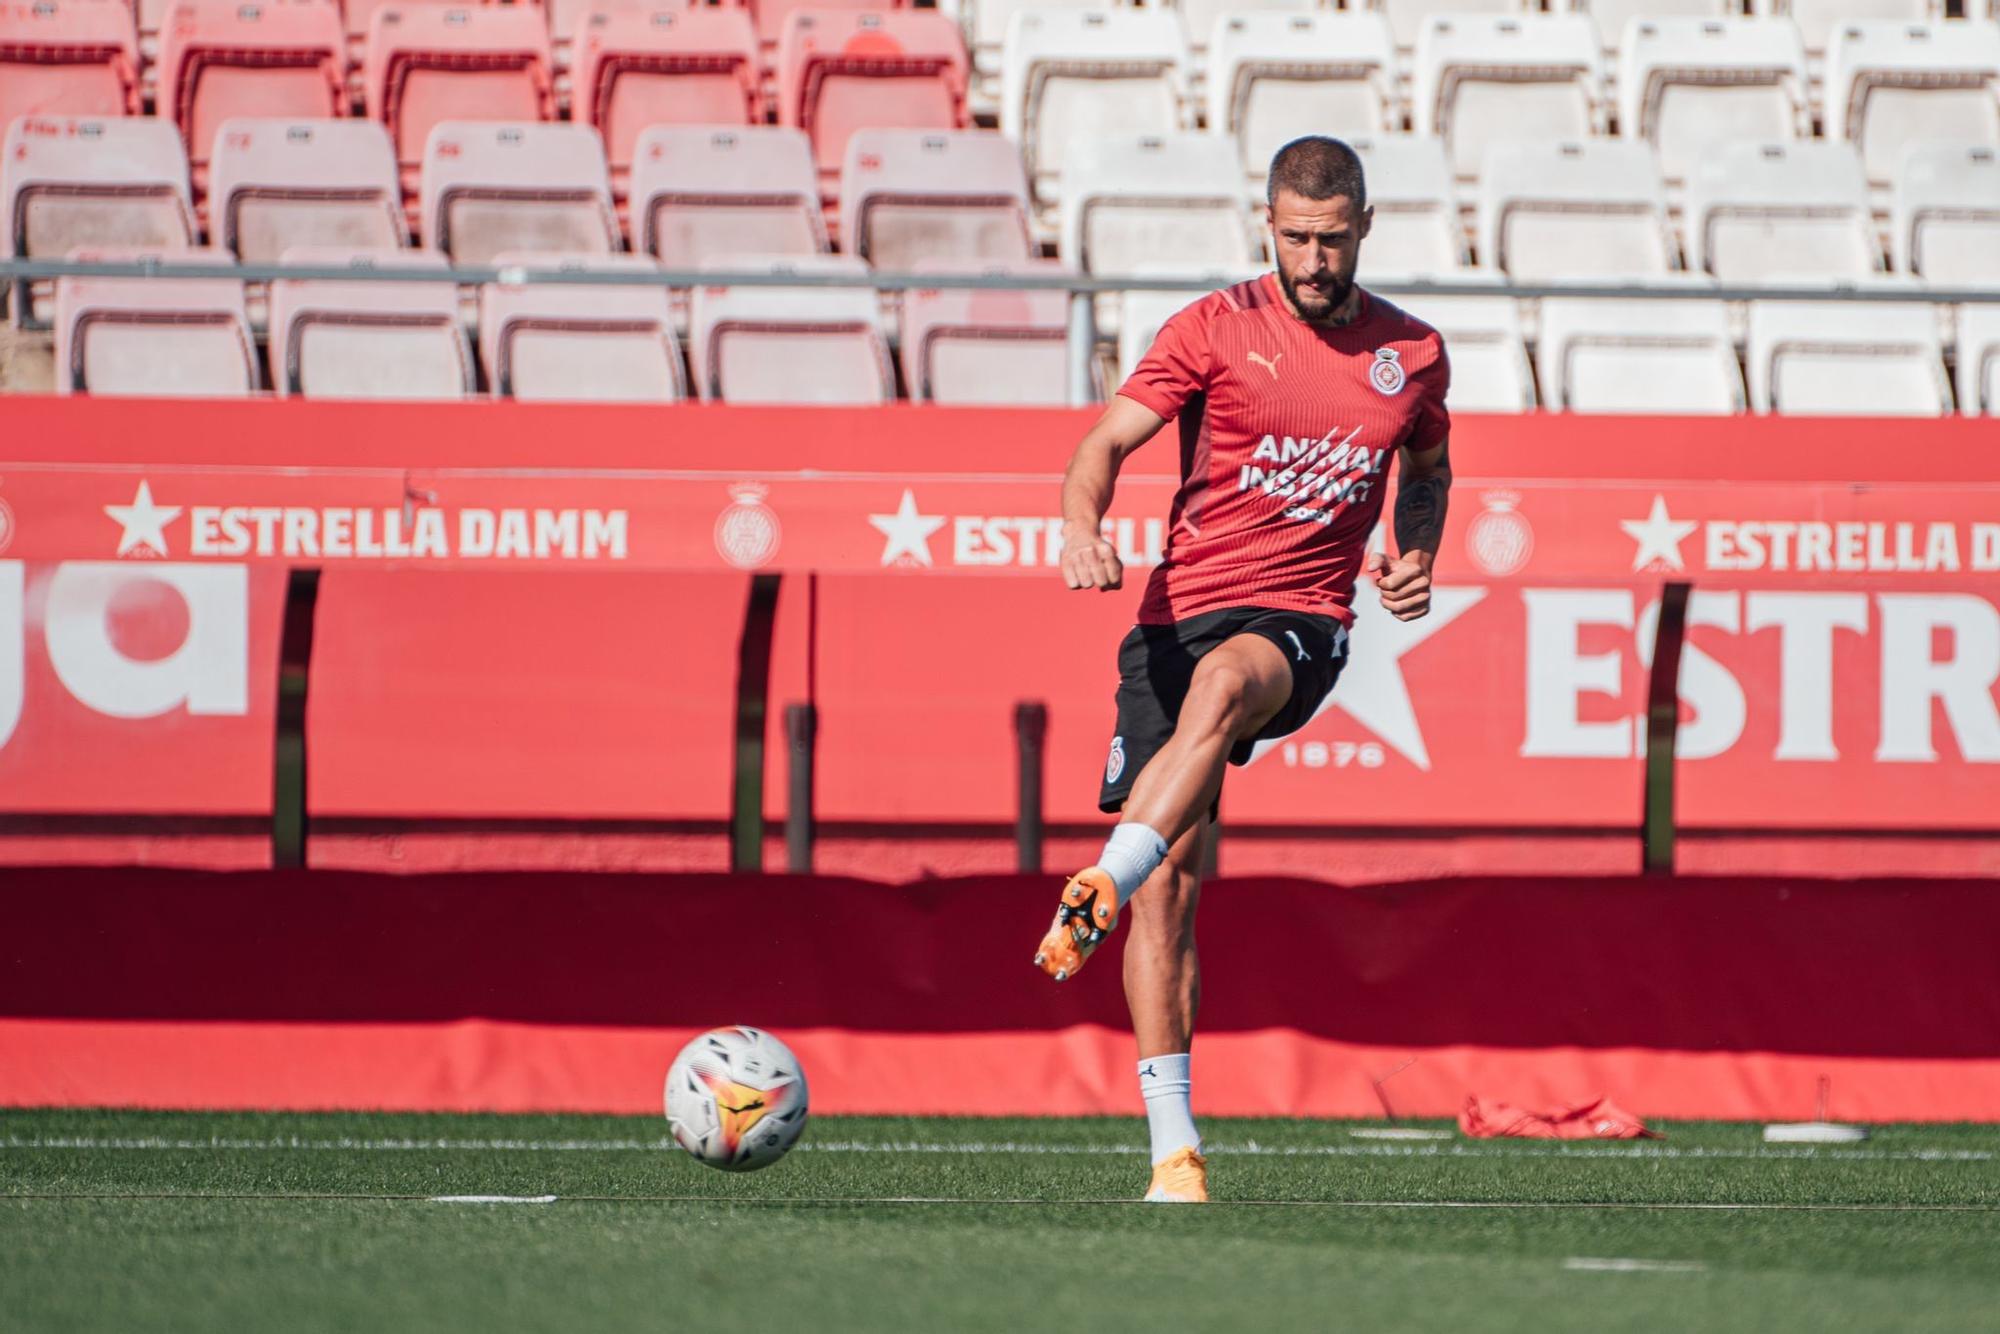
[{"left": 664, "top": 1026, "right": 810, "bottom": 1171}]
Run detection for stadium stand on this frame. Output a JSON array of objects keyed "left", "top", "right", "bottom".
[
  {"left": 1205, "top": 10, "right": 1400, "bottom": 185},
  {"left": 1414, "top": 13, "right": 1604, "bottom": 183},
  {"left": 753, "top": 0, "right": 901, "bottom": 50},
  {"left": 156, "top": 0, "right": 346, "bottom": 192},
  {"left": 776, "top": 7, "right": 970, "bottom": 199},
  {"left": 1745, "top": 284, "right": 1951, "bottom": 416},
  {"left": 1959, "top": 301, "right": 2000, "bottom": 415},
  {"left": 1373, "top": 0, "right": 1523, "bottom": 52},
  {"left": 570, "top": 3, "right": 763, "bottom": 199},
  {"left": 2, "top": 116, "right": 194, "bottom": 323},
  {"left": 207, "top": 118, "right": 407, "bottom": 264},
  {"left": 629, "top": 124, "right": 827, "bottom": 265},
  {"left": 1685, "top": 139, "right": 1881, "bottom": 283},
  {"left": 688, "top": 253, "right": 894, "bottom": 404},
  {"left": 1178, "top": 0, "right": 1313, "bottom": 56},
  {"left": 53, "top": 245, "right": 256, "bottom": 395},
  {"left": 1824, "top": 19, "right": 2000, "bottom": 191},
  {"left": 939, "top": 0, "right": 1098, "bottom": 119},
  {"left": 477, "top": 251, "right": 685, "bottom": 401},
  {"left": 1895, "top": 141, "right": 2000, "bottom": 287},
  {"left": 899, "top": 258, "right": 1071, "bottom": 405},
  {"left": 838, "top": 128, "right": 1032, "bottom": 269},
  {"left": 417, "top": 121, "right": 617, "bottom": 263},
  {"left": 0, "top": 0, "right": 141, "bottom": 131},
  {"left": 1556, "top": 0, "right": 1741, "bottom": 55},
  {"left": 1536, "top": 281, "right": 1744, "bottom": 413},
  {"left": 1617, "top": 17, "right": 1810, "bottom": 190},
  {"left": 1781, "top": 0, "right": 1935, "bottom": 61},
  {"left": 1477, "top": 139, "right": 1675, "bottom": 281},
  {"left": 1347, "top": 133, "right": 1472, "bottom": 274},
  {"left": 1000, "top": 7, "right": 1189, "bottom": 221},
  {"left": 364, "top": 5, "right": 554, "bottom": 197},
  {"left": 1390, "top": 277, "right": 1538, "bottom": 411},
  {"left": 267, "top": 246, "right": 472, "bottom": 398},
  {"left": 1059, "top": 133, "right": 1258, "bottom": 282}
]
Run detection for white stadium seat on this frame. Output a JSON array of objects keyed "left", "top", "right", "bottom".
[
  {"left": 1686, "top": 139, "right": 1881, "bottom": 283},
  {"left": 268, "top": 247, "right": 472, "bottom": 399},
  {"left": 1618, "top": 18, "right": 1810, "bottom": 189},
  {"left": 689, "top": 254, "right": 893, "bottom": 404},
  {"left": 1746, "top": 284, "right": 1950, "bottom": 416},
  {"left": 900, "top": 258, "right": 1072, "bottom": 405},
  {"left": 478, "top": 252, "right": 684, "bottom": 402},
  {"left": 1000, "top": 8, "right": 1189, "bottom": 217},
  {"left": 1895, "top": 141, "right": 2000, "bottom": 287},
  {"left": 1555, "top": 0, "right": 1740, "bottom": 54},
  {"left": 1382, "top": 277, "right": 1536, "bottom": 412},
  {"left": 1348, "top": 133, "right": 1470, "bottom": 275},
  {"left": 1206, "top": 11, "right": 1399, "bottom": 185},
  {"left": 939, "top": 0, "right": 1103, "bottom": 119},
  {"left": 1115, "top": 264, "right": 1263, "bottom": 382},
  {"left": 1371, "top": 0, "right": 1523, "bottom": 52},
  {"left": 1060, "top": 133, "right": 1258, "bottom": 278},
  {"left": 1957, "top": 302, "right": 2000, "bottom": 415},
  {"left": 1478, "top": 139, "right": 1675, "bottom": 280},
  {"left": 418, "top": 122, "right": 618, "bottom": 265},
  {"left": 54, "top": 247, "right": 255, "bottom": 397},
  {"left": 1180, "top": 0, "right": 1312, "bottom": 55},
  {"left": 1413, "top": 14, "right": 1604, "bottom": 181},
  {"left": 208, "top": 119, "right": 408, "bottom": 266},
  {"left": 628, "top": 125, "right": 828, "bottom": 265},
  {"left": 1536, "top": 282, "right": 1744, "bottom": 414},
  {"left": 1825, "top": 20, "right": 2000, "bottom": 190},
  {"left": 839, "top": 128, "right": 1033, "bottom": 269},
  {"left": 1781, "top": 0, "right": 1933, "bottom": 60}
]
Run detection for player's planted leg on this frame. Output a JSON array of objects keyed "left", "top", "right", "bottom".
[{"left": 1124, "top": 820, "right": 1210, "bottom": 1201}]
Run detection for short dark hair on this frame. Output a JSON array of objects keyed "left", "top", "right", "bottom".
[{"left": 1267, "top": 136, "right": 1367, "bottom": 210}]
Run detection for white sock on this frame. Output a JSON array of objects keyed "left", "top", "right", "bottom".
[
  {"left": 1098, "top": 822, "right": 1170, "bottom": 907},
  {"left": 1138, "top": 1053, "right": 1200, "bottom": 1164}
]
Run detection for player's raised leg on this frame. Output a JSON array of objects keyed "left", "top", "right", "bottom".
[{"left": 1123, "top": 817, "right": 1210, "bottom": 1201}]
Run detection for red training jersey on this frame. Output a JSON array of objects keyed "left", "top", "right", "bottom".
[{"left": 1116, "top": 273, "right": 1450, "bottom": 626}]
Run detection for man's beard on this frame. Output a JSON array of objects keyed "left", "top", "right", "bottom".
[{"left": 1279, "top": 266, "right": 1354, "bottom": 323}]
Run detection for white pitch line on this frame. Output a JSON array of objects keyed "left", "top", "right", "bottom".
[
  {"left": 429, "top": 1195, "right": 557, "bottom": 1205},
  {"left": 1565, "top": 1257, "right": 1707, "bottom": 1273}
]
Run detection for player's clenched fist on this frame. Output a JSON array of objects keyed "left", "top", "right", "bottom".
[
  {"left": 1061, "top": 524, "right": 1124, "bottom": 591},
  {"left": 1367, "top": 550, "right": 1432, "bottom": 620}
]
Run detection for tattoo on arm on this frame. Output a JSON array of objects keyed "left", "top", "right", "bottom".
[{"left": 1394, "top": 441, "right": 1452, "bottom": 558}]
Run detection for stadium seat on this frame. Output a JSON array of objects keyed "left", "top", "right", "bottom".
[
  {"left": 938, "top": 0, "right": 1097, "bottom": 118},
  {"left": 753, "top": 0, "right": 899, "bottom": 50},
  {"left": 2, "top": 116, "right": 194, "bottom": 323},
  {"left": 899, "top": 258, "right": 1071, "bottom": 405},
  {"left": 0, "top": 0, "right": 140, "bottom": 132},
  {"left": 1745, "top": 285, "right": 1950, "bottom": 416},
  {"left": 267, "top": 245, "right": 473, "bottom": 398},
  {"left": 1347, "top": 133, "right": 1470, "bottom": 275},
  {"left": 1178, "top": 0, "right": 1312, "bottom": 55},
  {"left": 1685, "top": 140, "right": 1881, "bottom": 284},
  {"left": 1000, "top": 8, "right": 1189, "bottom": 218},
  {"left": 1825, "top": 20, "right": 2000, "bottom": 190},
  {"left": 571, "top": 4, "right": 762, "bottom": 197},
  {"left": 688, "top": 253, "right": 893, "bottom": 403},
  {"left": 776, "top": 8, "right": 970, "bottom": 198},
  {"left": 1413, "top": 14, "right": 1604, "bottom": 182},
  {"left": 418, "top": 121, "right": 617, "bottom": 264},
  {"left": 1782, "top": 0, "right": 1932, "bottom": 60},
  {"left": 1895, "top": 141, "right": 2000, "bottom": 287},
  {"left": 1477, "top": 139, "right": 1675, "bottom": 281},
  {"left": 1957, "top": 301, "right": 2000, "bottom": 415},
  {"left": 364, "top": 5, "right": 554, "bottom": 195},
  {"left": 156, "top": 0, "right": 346, "bottom": 190},
  {"left": 1205, "top": 11, "right": 1400, "bottom": 185},
  {"left": 208, "top": 118, "right": 406, "bottom": 264},
  {"left": 629, "top": 125, "right": 827, "bottom": 265},
  {"left": 1059, "top": 133, "right": 1258, "bottom": 281},
  {"left": 1536, "top": 283, "right": 1744, "bottom": 414},
  {"left": 1114, "top": 262, "right": 1262, "bottom": 382},
  {"left": 478, "top": 251, "right": 685, "bottom": 401},
  {"left": 1384, "top": 279, "right": 1536, "bottom": 412},
  {"left": 1371, "top": 0, "right": 1523, "bottom": 52},
  {"left": 53, "top": 246, "right": 256, "bottom": 395},
  {"left": 1554, "top": 0, "right": 1739, "bottom": 54},
  {"left": 1618, "top": 17, "right": 1810, "bottom": 190},
  {"left": 839, "top": 128, "right": 1031, "bottom": 269}
]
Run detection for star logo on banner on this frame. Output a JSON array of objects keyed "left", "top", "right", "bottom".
[
  {"left": 104, "top": 480, "right": 182, "bottom": 558},
  {"left": 868, "top": 489, "right": 946, "bottom": 567},
  {"left": 1619, "top": 495, "right": 1697, "bottom": 572},
  {"left": 1248, "top": 528, "right": 1485, "bottom": 772}
]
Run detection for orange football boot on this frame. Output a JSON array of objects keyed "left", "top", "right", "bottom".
[
  {"left": 1144, "top": 1146, "right": 1209, "bottom": 1203},
  {"left": 1031, "top": 867, "right": 1119, "bottom": 982}
]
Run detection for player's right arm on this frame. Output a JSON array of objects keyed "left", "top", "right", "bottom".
[{"left": 1059, "top": 395, "right": 1167, "bottom": 591}]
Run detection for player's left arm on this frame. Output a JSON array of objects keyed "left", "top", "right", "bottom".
[{"left": 1369, "top": 435, "right": 1453, "bottom": 622}]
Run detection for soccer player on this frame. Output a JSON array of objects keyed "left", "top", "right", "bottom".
[{"left": 1030, "top": 137, "right": 1454, "bottom": 1203}]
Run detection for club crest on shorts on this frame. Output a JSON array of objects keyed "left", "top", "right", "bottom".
[
  {"left": 1370, "top": 346, "right": 1405, "bottom": 396},
  {"left": 1105, "top": 735, "right": 1126, "bottom": 785}
]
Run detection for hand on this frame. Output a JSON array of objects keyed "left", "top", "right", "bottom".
[
  {"left": 1367, "top": 550, "right": 1432, "bottom": 621},
  {"left": 1061, "top": 525, "right": 1123, "bottom": 591}
]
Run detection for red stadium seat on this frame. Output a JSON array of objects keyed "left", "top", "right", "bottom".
[
  {"left": 156, "top": 0, "right": 346, "bottom": 190},
  {"left": 689, "top": 252, "right": 892, "bottom": 403},
  {"left": 208, "top": 117, "right": 406, "bottom": 262},
  {"left": 364, "top": 4, "right": 553, "bottom": 196},
  {"left": 899, "top": 258, "right": 1070, "bottom": 405},
  {"left": 628, "top": 124, "right": 826, "bottom": 264},
  {"left": 839, "top": 127, "right": 1030, "bottom": 268},
  {"left": 751, "top": 0, "right": 894, "bottom": 50},
  {"left": 478, "top": 251, "right": 684, "bottom": 400},
  {"left": 776, "top": 8, "right": 968, "bottom": 199},
  {"left": 54, "top": 246, "right": 256, "bottom": 395},
  {"left": 571, "top": 3, "right": 762, "bottom": 198},
  {"left": 0, "top": 0, "right": 140, "bottom": 132},
  {"left": 267, "top": 245, "right": 473, "bottom": 397},
  {"left": 418, "top": 120, "right": 616, "bottom": 262}
]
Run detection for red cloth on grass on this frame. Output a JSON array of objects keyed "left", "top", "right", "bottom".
[{"left": 1458, "top": 1095, "right": 1661, "bottom": 1140}]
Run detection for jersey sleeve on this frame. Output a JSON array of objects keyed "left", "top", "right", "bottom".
[
  {"left": 1404, "top": 332, "right": 1451, "bottom": 453},
  {"left": 1115, "top": 295, "right": 1217, "bottom": 420}
]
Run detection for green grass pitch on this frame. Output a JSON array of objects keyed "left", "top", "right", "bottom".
[{"left": 4, "top": 1109, "right": 1998, "bottom": 1332}]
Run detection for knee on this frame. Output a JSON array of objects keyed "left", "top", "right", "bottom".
[{"left": 1181, "top": 664, "right": 1254, "bottom": 737}]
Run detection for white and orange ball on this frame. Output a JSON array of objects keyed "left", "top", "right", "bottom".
[{"left": 664, "top": 1026, "right": 810, "bottom": 1171}]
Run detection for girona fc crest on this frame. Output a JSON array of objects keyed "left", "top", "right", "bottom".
[
  {"left": 714, "top": 483, "right": 780, "bottom": 569},
  {"left": 1466, "top": 489, "right": 1534, "bottom": 577},
  {"left": 1369, "top": 346, "right": 1405, "bottom": 396}
]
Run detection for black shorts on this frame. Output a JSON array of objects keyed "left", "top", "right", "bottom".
[{"left": 1098, "top": 605, "right": 1349, "bottom": 814}]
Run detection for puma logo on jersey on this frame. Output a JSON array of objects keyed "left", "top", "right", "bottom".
[
  {"left": 1284, "top": 630, "right": 1309, "bottom": 662},
  {"left": 1247, "top": 350, "right": 1283, "bottom": 379}
]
